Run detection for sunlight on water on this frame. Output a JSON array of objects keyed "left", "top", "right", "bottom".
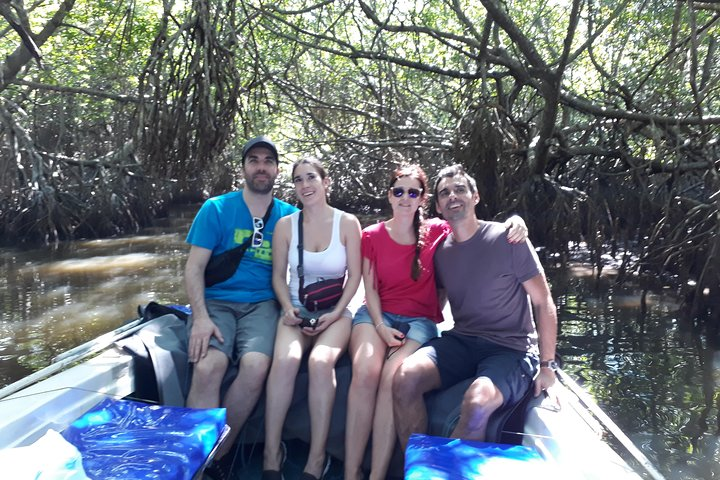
[{"left": 21, "top": 253, "right": 167, "bottom": 277}]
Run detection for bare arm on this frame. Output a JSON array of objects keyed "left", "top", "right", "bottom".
[
  {"left": 437, "top": 287, "right": 447, "bottom": 313},
  {"left": 314, "top": 213, "right": 362, "bottom": 332},
  {"left": 337, "top": 213, "right": 363, "bottom": 308},
  {"left": 271, "top": 217, "right": 300, "bottom": 326},
  {"left": 522, "top": 272, "right": 558, "bottom": 396},
  {"left": 363, "top": 256, "right": 403, "bottom": 347},
  {"left": 185, "top": 245, "right": 224, "bottom": 363}
]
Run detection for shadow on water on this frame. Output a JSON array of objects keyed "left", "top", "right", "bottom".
[{"left": 0, "top": 207, "right": 718, "bottom": 479}]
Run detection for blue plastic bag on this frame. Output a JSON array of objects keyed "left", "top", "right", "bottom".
[
  {"left": 405, "top": 433, "right": 555, "bottom": 479},
  {"left": 62, "top": 398, "right": 226, "bottom": 480}
]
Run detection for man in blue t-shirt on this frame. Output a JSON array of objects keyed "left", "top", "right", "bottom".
[
  {"left": 184, "top": 136, "right": 297, "bottom": 460},
  {"left": 393, "top": 164, "right": 558, "bottom": 450}
]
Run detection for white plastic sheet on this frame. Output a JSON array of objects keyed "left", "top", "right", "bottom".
[{"left": 0, "top": 429, "right": 89, "bottom": 479}]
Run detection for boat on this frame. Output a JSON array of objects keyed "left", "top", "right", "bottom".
[{"left": 0, "top": 306, "right": 665, "bottom": 480}]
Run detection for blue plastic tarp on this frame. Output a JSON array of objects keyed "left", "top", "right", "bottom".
[
  {"left": 405, "top": 433, "right": 556, "bottom": 479},
  {"left": 62, "top": 398, "right": 226, "bottom": 480}
]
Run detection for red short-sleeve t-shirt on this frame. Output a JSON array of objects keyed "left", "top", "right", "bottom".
[{"left": 361, "top": 218, "right": 450, "bottom": 323}]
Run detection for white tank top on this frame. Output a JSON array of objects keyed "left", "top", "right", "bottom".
[{"left": 288, "top": 208, "right": 347, "bottom": 305}]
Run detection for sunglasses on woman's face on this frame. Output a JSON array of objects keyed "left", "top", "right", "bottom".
[{"left": 391, "top": 187, "right": 422, "bottom": 199}]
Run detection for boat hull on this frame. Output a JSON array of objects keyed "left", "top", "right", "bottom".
[
  {"left": 0, "top": 316, "right": 644, "bottom": 479},
  {"left": 0, "top": 347, "right": 134, "bottom": 449}
]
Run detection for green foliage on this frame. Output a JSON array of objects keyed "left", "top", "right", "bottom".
[{"left": 0, "top": 0, "right": 718, "bottom": 313}]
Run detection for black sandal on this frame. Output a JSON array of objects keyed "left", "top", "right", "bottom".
[
  {"left": 299, "top": 455, "right": 331, "bottom": 480},
  {"left": 261, "top": 441, "right": 287, "bottom": 480}
]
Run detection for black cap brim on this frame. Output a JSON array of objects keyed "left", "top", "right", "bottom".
[{"left": 242, "top": 136, "right": 278, "bottom": 163}]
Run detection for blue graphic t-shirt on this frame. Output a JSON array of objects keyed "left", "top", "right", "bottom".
[{"left": 186, "top": 190, "right": 298, "bottom": 303}]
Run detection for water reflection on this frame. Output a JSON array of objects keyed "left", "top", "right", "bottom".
[
  {"left": 0, "top": 209, "right": 718, "bottom": 479},
  {"left": 0, "top": 205, "right": 196, "bottom": 387},
  {"left": 552, "top": 269, "right": 719, "bottom": 480}
]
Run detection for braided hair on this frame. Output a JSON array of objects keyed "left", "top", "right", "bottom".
[{"left": 389, "top": 164, "right": 428, "bottom": 281}]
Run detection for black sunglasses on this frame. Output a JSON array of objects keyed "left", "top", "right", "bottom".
[{"left": 391, "top": 187, "right": 422, "bottom": 199}]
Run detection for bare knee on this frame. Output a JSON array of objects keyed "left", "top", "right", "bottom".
[
  {"left": 307, "top": 350, "right": 337, "bottom": 379},
  {"left": 393, "top": 363, "right": 424, "bottom": 402},
  {"left": 462, "top": 378, "right": 503, "bottom": 414},
  {"left": 377, "top": 361, "right": 400, "bottom": 393},
  {"left": 239, "top": 353, "right": 273, "bottom": 387},
  {"left": 351, "top": 355, "right": 382, "bottom": 389},
  {"left": 191, "top": 349, "right": 228, "bottom": 385},
  {"left": 270, "top": 350, "right": 300, "bottom": 370}
]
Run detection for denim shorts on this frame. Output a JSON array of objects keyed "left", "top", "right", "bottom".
[
  {"left": 420, "top": 330, "right": 537, "bottom": 408},
  {"left": 352, "top": 304, "right": 439, "bottom": 345}
]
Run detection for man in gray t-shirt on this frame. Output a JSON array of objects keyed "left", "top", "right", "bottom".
[{"left": 393, "top": 164, "right": 558, "bottom": 449}]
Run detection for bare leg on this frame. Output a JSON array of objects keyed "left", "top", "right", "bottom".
[
  {"left": 305, "top": 317, "right": 351, "bottom": 478},
  {"left": 450, "top": 377, "right": 503, "bottom": 441},
  {"left": 392, "top": 351, "right": 442, "bottom": 451},
  {"left": 216, "top": 351, "right": 272, "bottom": 459},
  {"left": 263, "top": 324, "right": 307, "bottom": 470},
  {"left": 344, "top": 324, "right": 386, "bottom": 480},
  {"left": 186, "top": 348, "right": 227, "bottom": 409},
  {"left": 369, "top": 340, "right": 420, "bottom": 480}
]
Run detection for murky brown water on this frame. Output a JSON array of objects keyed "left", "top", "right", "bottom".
[
  {"left": 0, "top": 205, "right": 196, "bottom": 386},
  {"left": 0, "top": 205, "right": 717, "bottom": 479}
]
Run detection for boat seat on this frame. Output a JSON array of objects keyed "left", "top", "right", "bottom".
[
  {"left": 125, "top": 313, "right": 535, "bottom": 478},
  {"left": 240, "top": 355, "right": 533, "bottom": 478}
]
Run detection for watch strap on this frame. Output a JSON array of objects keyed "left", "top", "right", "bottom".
[{"left": 540, "top": 359, "right": 558, "bottom": 370}]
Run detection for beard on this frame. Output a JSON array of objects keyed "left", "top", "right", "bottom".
[
  {"left": 440, "top": 202, "right": 469, "bottom": 222},
  {"left": 246, "top": 173, "right": 276, "bottom": 194}
]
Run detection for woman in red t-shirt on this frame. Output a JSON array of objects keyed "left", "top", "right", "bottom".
[{"left": 343, "top": 164, "right": 526, "bottom": 480}]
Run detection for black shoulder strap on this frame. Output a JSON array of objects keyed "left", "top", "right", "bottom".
[
  {"left": 297, "top": 211, "right": 305, "bottom": 298},
  {"left": 204, "top": 199, "right": 275, "bottom": 287},
  {"left": 259, "top": 199, "right": 275, "bottom": 231}
]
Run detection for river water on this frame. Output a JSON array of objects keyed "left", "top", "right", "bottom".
[{"left": 0, "top": 204, "right": 717, "bottom": 480}]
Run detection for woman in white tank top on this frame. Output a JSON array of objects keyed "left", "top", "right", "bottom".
[{"left": 263, "top": 158, "right": 362, "bottom": 480}]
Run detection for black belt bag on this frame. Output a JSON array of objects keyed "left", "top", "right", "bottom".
[
  {"left": 204, "top": 201, "right": 273, "bottom": 287},
  {"left": 297, "top": 211, "right": 345, "bottom": 312}
]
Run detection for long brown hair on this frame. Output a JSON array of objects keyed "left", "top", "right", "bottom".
[
  {"left": 291, "top": 157, "right": 328, "bottom": 179},
  {"left": 389, "top": 164, "right": 428, "bottom": 281}
]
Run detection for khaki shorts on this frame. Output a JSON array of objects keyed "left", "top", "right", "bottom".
[{"left": 187, "top": 298, "right": 280, "bottom": 363}]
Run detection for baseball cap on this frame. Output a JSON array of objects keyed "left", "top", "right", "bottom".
[{"left": 242, "top": 136, "right": 278, "bottom": 164}]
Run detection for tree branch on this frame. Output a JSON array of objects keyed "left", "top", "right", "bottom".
[
  {"left": 0, "top": 0, "right": 76, "bottom": 91},
  {"left": 11, "top": 79, "right": 140, "bottom": 103}
]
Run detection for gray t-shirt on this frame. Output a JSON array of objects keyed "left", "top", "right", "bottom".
[{"left": 434, "top": 221, "right": 543, "bottom": 354}]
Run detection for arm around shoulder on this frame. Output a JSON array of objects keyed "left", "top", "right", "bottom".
[{"left": 503, "top": 215, "right": 528, "bottom": 244}]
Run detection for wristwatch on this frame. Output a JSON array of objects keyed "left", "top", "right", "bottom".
[{"left": 540, "top": 359, "right": 559, "bottom": 371}]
